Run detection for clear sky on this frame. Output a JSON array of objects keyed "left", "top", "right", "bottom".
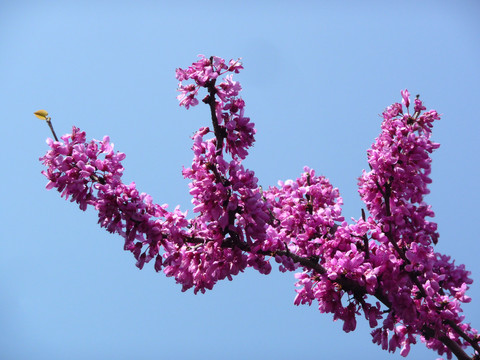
[{"left": 1, "top": 1, "right": 479, "bottom": 359}]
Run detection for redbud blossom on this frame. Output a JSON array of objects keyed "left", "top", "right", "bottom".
[{"left": 40, "top": 57, "right": 478, "bottom": 360}]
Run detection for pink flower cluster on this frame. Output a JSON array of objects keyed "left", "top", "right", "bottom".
[
  {"left": 40, "top": 56, "right": 478, "bottom": 359},
  {"left": 287, "top": 91, "right": 477, "bottom": 358}
]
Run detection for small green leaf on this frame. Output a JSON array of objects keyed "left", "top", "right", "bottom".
[{"left": 34, "top": 109, "right": 48, "bottom": 120}]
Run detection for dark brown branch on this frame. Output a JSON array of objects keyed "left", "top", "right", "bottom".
[
  {"left": 439, "top": 335, "right": 472, "bottom": 360},
  {"left": 204, "top": 59, "right": 227, "bottom": 155},
  {"left": 381, "top": 179, "right": 427, "bottom": 298},
  {"left": 379, "top": 162, "right": 476, "bottom": 359},
  {"left": 446, "top": 319, "right": 480, "bottom": 354}
]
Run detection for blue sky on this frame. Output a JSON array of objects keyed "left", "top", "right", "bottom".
[{"left": 1, "top": 1, "right": 479, "bottom": 359}]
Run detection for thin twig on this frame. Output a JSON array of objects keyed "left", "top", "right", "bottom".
[{"left": 46, "top": 117, "right": 59, "bottom": 141}]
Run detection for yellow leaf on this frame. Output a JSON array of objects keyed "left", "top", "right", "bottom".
[{"left": 34, "top": 109, "right": 48, "bottom": 120}]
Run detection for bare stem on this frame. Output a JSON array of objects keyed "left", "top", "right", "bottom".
[{"left": 46, "top": 117, "right": 59, "bottom": 141}]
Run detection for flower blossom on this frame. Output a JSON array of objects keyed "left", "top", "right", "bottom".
[{"left": 40, "top": 58, "right": 478, "bottom": 359}]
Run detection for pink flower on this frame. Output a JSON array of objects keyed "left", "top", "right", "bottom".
[
  {"left": 401, "top": 89, "right": 410, "bottom": 108},
  {"left": 414, "top": 98, "right": 427, "bottom": 113}
]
